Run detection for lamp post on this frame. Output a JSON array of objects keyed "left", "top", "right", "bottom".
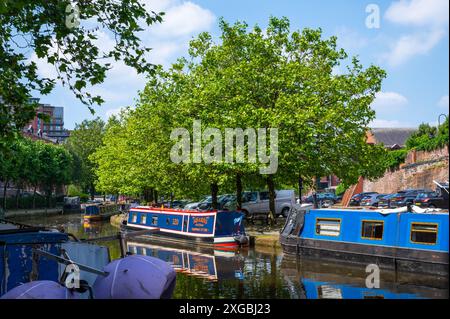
[{"left": 438, "top": 113, "right": 448, "bottom": 128}]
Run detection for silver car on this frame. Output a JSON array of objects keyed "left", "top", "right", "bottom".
[{"left": 241, "top": 189, "right": 295, "bottom": 218}]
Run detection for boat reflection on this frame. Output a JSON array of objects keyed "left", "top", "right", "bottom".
[
  {"left": 82, "top": 221, "right": 103, "bottom": 236},
  {"left": 280, "top": 255, "right": 449, "bottom": 299},
  {"left": 127, "top": 241, "right": 245, "bottom": 282}
]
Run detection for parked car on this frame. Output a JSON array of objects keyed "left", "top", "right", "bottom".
[
  {"left": 183, "top": 196, "right": 211, "bottom": 210},
  {"left": 197, "top": 194, "right": 235, "bottom": 211},
  {"left": 389, "top": 189, "right": 431, "bottom": 208},
  {"left": 349, "top": 192, "right": 378, "bottom": 206},
  {"left": 414, "top": 187, "right": 449, "bottom": 209},
  {"left": 304, "top": 193, "right": 337, "bottom": 207},
  {"left": 360, "top": 193, "right": 388, "bottom": 207},
  {"left": 378, "top": 193, "right": 397, "bottom": 208},
  {"left": 241, "top": 189, "right": 295, "bottom": 219},
  {"left": 161, "top": 200, "right": 188, "bottom": 208}
]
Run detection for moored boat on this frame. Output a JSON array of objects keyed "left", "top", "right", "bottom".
[
  {"left": 280, "top": 204, "right": 449, "bottom": 276},
  {"left": 124, "top": 206, "right": 249, "bottom": 249},
  {"left": 83, "top": 202, "right": 120, "bottom": 222}
]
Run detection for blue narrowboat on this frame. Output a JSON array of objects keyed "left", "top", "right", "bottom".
[
  {"left": 0, "top": 220, "right": 110, "bottom": 297},
  {"left": 280, "top": 205, "right": 449, "bottom": 276},
  {"left": 124, "top": 207, "right": 249, "bottom": 249},
  {"left": 83, "top": 202, "right": 120, "bottom": 222}
]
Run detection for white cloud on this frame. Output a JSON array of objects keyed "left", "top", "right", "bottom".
[
  {"left": 371, "top": 91, "right": 408, "bottom": 112},
  {"left": 438, "top": 95, "right": 449, "bottom": 109},
  {"left": 105, "top": 107, "right": 126, "bottom": 119},
  {"left": 383, "top": 29, "right": 445, "bottom": 67},
  {"left": 383, "top": 0, "right": 449, "bottom": 67},
  {"left": 148, "top": 1, "right": 215, "bottom": 38},
  {"left": 369, "top": 119, "right": 413, "bottom": 128},
  {"left": 385, "top": 0, "right": 449, "bottom": 27}
]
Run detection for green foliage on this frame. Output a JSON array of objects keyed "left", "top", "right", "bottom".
[
  {"left": 92, "top": 17, "right": 387, "bottom": 203},
  {"left": 335, "top": 183, "right": 348, "bottom": 196},
  {"left": 0, "top": 137, "right": 74, "bottom": 209},
  {"left": 65, "top": 118, "right": 105, "bottom": 197},
  {"left": 384, "top": 149, "right": 408, "bottom": 170},
  {"left": 0, "top": 0, "right": 163, "bottom": 141},
  {"left": 405, "top": 118, "right": 449, "bottom": 152}
]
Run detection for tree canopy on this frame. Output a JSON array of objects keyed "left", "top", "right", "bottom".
[
  {"left": 0, "top": 0, "right": 163, "bottom": 144},
  {"left": 92, "top": 17, "right": 389, "bottom": 215},
  {"left": 65, "top": 117, "right": 105, "bottom": 198}
]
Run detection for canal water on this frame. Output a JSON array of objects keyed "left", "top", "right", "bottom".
[{"left": 11, "top": 214, "right": 449, "bottom": 299}]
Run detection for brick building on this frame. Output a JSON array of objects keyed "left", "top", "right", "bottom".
[{"left": 24, "top": 98, "right": 70, "bottom": 143}]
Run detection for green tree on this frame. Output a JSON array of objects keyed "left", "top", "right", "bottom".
[
  {"left": 65, "top": 117, "right": 105, "bottom": 199},
  {"left": 0, "top": 0, "right": 164, "bottom": 143},
  {"left": 92, "top": 17, "right": 388, "bottom": 222}
]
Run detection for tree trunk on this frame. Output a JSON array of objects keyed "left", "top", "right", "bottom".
[
  {"left": 154, "top": 189, "right": 158, "bottom": 204},
  {"left": 148, "top": 188, "right": 154, "bottom": 203},
  {"left": 236, "top": 173, "right": 242, "bottom": 210},
  {"left": 210, "top": 182, "right": 219, "bottom": 210},
  {"left": 313, "top": 177, "right": 320, "bottom": 208},
  {"left": 90, "top": 183, "right": 95, "bottom": 200},
  {"left": 3, "top": 180, "right": 8, "bottom": 211},
  {"left": 33, "top": 185, "right": 37, "bottom": 209},
  {"left": 298, "top": 175, "right": 303, "bottom": 204},
  {"left": 15, "top": 187, "right": 20, "bottom": 209},
  {"left": 267, "top": 175, "right": 276, "bottom": 225}
]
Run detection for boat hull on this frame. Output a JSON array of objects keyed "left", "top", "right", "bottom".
[{"left": 280, "top": 235, "right": 449, "bottom": 277}]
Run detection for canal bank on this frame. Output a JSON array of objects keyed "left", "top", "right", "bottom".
[{"left": 3, "top": 207, "right": 63, "bottom": 218}]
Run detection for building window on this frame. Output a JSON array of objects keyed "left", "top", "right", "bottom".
[
  {"left": 361, "top": 220, "right": 384, "bottom": 240},
  {"left": 315, "top": 218, "right": 341, "bottom": 236},
  {"left": 131, "top": 213, "right": 137, "bottom": 223},
  {"left": 141, "top": 215, "right": 147, "bottom": 225},
  {"left": 410, "top": 223, "right": 438, "bottom": 245},
  {"left": 151, "top": 216, "right": 158, "bottom": 226}
]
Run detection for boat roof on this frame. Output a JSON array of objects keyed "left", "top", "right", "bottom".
[
  {"left": 317, "top": 206, "right": 449, "bottom": 215},
  {"left": 133, "top": 206, "right": 218, "bottom": 214}
]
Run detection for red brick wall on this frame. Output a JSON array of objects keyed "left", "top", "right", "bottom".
[{"left": 363, "top": 147, "right": 449, "bottom": 193}]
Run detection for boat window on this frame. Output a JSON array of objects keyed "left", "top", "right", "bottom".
[
  {"left": 361, "top": 221, "right": 384, "bottom": 240},
  {"left": 317, "top": 285, "right": 343, "bottom": 299},
  {"left": 131, "top": 213, "right": 137, "bottom": 223},
  {"left": 172, "top": 218, "right": 179, "bottom": 226},
  {"left": 410, "top": 223, "right": 438, "bottom": 245},
  {"left": 315, "top": 218, "right": 341, "bottom": 236},
  {"left": 151, "top": 216, "right": 158, "bottom": 226},
  {"left": 141, "top": 215, "right": 147, "bottom": 224},
  {"left": 166, "top": 218, "right": 170, "bottom": 225}
]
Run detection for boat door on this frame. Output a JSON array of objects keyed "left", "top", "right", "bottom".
[{"left": 182, "top": 214, "right": 189, "bottom": 232}]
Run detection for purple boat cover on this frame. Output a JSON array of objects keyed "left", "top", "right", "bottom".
[
  {"left": 93, "top": 255, "right": 176, "bottom": 299},
  {"left": 0, "top": 280, "right": 79, "bottom": 299}
]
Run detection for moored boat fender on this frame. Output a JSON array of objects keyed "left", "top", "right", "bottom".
[
  {"left": 92, "top": 255, "right": 176, "bottom": 299},
  {"left": 234, "top": 234, "right": 249, "bottom": 246},
  {"left": 1, "top": 280, "right": 80, "bottom": 299}
]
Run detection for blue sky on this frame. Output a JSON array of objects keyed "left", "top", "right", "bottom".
[{"left": 31, "top": 0, "right": 449, "bottom": 129}]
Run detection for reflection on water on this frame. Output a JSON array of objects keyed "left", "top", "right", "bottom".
[{"left": 11, "top": 214, "right": 448, "bottom": 299}]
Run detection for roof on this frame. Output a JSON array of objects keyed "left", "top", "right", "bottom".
[{"left": 370, "top": 128, "right": 417, "bottom": 148}]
